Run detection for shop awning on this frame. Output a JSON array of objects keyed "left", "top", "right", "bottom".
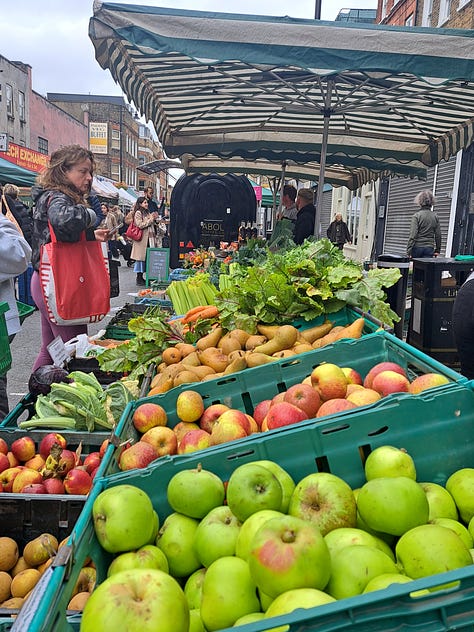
[{"left": 0, "top": 157, "right": 37, "bottom": 187}]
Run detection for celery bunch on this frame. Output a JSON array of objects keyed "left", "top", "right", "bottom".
[{"left": 167, "top": 272, "right": 218, "bottom": 315}]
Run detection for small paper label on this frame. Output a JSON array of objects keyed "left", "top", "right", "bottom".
[{"left": 47, "top": 336, "right": 69, "bottom": 367}]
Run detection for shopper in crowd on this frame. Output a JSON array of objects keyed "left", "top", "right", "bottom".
[
  {"left": 30, "top": 144, "right": 109, "bottom": 370},
  {"left": 0, "top": 213, "right": 32, "bottom": 421},
  {"left": 100, "top": 202, "right": 123, "bottom": 259},
  {"left": 452, "top": 271, "right": 474, "bottom": 379},
  {"left": 1, "top": 183, "right": 34, "bottom": 246},
  {"left": 406, "top": 190, "right": 441, "bottom": 259},
  {"left": 327, "top": 213, "right": 352, "bottom": 250},
  {"left": 293, "top": 188, "right": 316, "bottom": 244},
  {"left": 129, "top": 196, "right": 160, "bottom": 285},
  {"left": 276, "top": 184, "right": 298, "bottom": 223},
  {"left": 144, "top": 186, "right": 159, "bottom": 214}
]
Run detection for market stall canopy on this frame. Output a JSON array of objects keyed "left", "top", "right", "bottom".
[
  {"left": 92, "top": 175, "right": 137, "bottom": 206},
  {"left": 0, "top": 157, "right": 37, "bottom": 187},
  {"left": 89, "top": 2, "right": 474, "bottom": 189}
]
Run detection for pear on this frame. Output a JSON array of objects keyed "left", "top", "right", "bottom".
[
  {"left": 200, "top": 556, "right": 261, "bottom": 630},
  {"left": 246, "top": 352, "right": 277, "bottom": 368},
  {"left": 196, "top": 327, "right": 223, "bottom": 351},
  {"left": 253, "top": 325, "right": 299, "bottom": 355},
  {"left": 223, "top": 356, "right": 247, "bottom": 375},
  {"left": 245, "top": 335, "right": 267, "bottom": 351},
  {"left": 198, "top": 348, "right": 229, "bottom": 372}
]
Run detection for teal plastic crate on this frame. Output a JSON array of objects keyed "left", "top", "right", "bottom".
[
  {"left": 293, "top": 305, "right": 389, "bottom": 335},
  {"left": 94, "top": 330, "right": 466, "bottom": 480},
  {"left": 0, "top": 302, "right": 12, "bottom": 377},
  {"left": 16, "top": 301, "right": 35, "bottom": 325},
  {"left": 15, "top": 381, "right": 474, "bottom": 632}
]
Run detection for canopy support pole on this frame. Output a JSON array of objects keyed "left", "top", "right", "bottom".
[{"left": 314, "top": 82, "right": 333, "bottom": 238}]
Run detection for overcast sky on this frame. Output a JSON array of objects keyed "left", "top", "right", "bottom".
[{"left": 2, "top": 0, "right": 377, "bottom": 99}]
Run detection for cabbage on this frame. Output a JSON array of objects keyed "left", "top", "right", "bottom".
[{"left": 28, "top": 366, "right": 71, "bottom": 396}]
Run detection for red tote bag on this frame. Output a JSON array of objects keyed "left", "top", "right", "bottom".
[{"left": 40, "top": 224, "right": 111, "bottom": 325}]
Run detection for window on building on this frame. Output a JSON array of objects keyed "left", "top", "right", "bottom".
[
  {"left": 6, "top": 84, "right": 13, "bottom": 117},
  {"left": 111, "top": 129, "right": 120, "bottom": 150},
  {"left": 405, "top": 14, "right": 414, "bottom": 26},
  {"left": 18, "top": 91, "right": 25, "bottom": 121},
  {"left": 346, "top": 190, "right": 362, "bottom": 247},
  {"left": 458, "top": 0, "right": 471, "bottom": 8},
  {"left": 421, "top": 0, "right": 433, "bottom": 25},
  {"left": 111, "top": 163, "right": 120, "bottom": 179},
  {"left": 38, "top": 137, "right": 48, "bottom": 155},
  {"left": 438, "top": 0, "right": 451, "bottom": 24}
]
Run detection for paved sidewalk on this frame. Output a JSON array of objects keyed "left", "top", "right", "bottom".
[{"left": 8, "top": 261, "right": 140, "bottom": 413}]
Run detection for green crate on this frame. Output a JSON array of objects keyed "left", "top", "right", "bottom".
[
  {"left": 0, "top": 302, "right": 12, "bottom": 377},
  {"left": 17, "top": 381, "right": 474, "bottom": 632},
  {"left": 94, "top": 330, "right": 466, "bottom": 479},
  {"left": 16, "top": 301, "right": 35, "bottom": 324}
]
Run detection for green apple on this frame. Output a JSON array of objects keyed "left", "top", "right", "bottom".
[
  {"left": 362, "top": 573, "right": 414, "bottom": 593},
  {"left": 248, "top": 515, "right": 331, "bottom": 598},
  {"left": 80, "top": 569, "right": 189, "bottom": 632},
  {"left": 194, "top": 505, "right": 241, "bottom": 567},
  {"left": 364, "top": 445, "right": 417, "bottom": 480},
  {"left": 226, "top": 463, "right": 283, "bottom": 522},
  {"left": 396, "top": 524, "right": 472, "bottom": 579},
  {"left": 288, "top": 472, "right": 357, "bottom": 535},
  {"left": 147, "top": 510, "right": 160, "bottom": 544},
  {"left": 236, "top": 509, "right": 285, "bottom": 562},
  {"left": 107, "top": 544, "right": 169, "bottom": 576},
  {"left": 430, "top": 518, "right": 473, "bottom": 550},
  {"left": 468, "top": 515, "right": 474, "bottom": 541},
  {"left": 326, "top": 544, "right": 399, "bottom": 599},
  {"left": 258, "top": 588, "right": 274, "bottom": 612},
  {"left": 184, "top": 568, "right": 207, "bottom": 609},
  {"left": 353, "top": 488, "right": 395, "bottom": 547},
  {"left": 357, "top": 477, "right": 429, "bottom": 536},
  {"left": 253, "top": 460, "right": 295, "bottom": 513},
  {"left": 446, "top": 468, "right": 474, "bottom": 523},
  {"left": 92, "top": 485, "right": 156, "bottom": 553},
  {"left": 189, "top": 609, "right": 205, "bottom": 632},
  {"left": 200, "top": 556, "right": 261, "bottom": 631},
  {"left": 156, "top": 512, "right": 201, "bottom": 578},
  {"left": 324, "top": 527, "right": 395, "bottom": 561},
  {"left": 166, "top": 466, "right": 225, "bottom": 519},
  {"left": 420, "top": 482, "right": 458, "bottom": 521},
  {"left": 233, "top": 612, "right": 266, "bottom": 626},
  {"left": 264, "top": 588, "right": 335, "bottom": 629}
]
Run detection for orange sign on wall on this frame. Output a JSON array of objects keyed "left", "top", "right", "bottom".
[{"left": 1, "top": 142, "right": 49, "bottom": 173}]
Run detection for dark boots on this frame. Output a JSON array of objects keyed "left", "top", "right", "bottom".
[{"left": 136, "top": 273, "right": 145, "bottom": 286}]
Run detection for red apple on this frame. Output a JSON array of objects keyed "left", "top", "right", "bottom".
[
  {"left": 11, "top": 437, "right": 36, "bottom": 463},
  {"left": 58, "top": 449, "right": 78, "bottom": 476},
  {"left": 0, "top": 466, "right": 22, "bottom": 492},
  {"left": 408, "top": 373, "right": 450, "bottom": 394},
  {"left": 217, "top": 409, "right": 251, "bottom": 435},
  {"left": 39, "top": 432, "right": 67, "bottom": 460},
  {"left": 132, "top": 403, "right": 168, "bottom": 434},
  {"left": 345, "top": 383, "right": 365, "bottom": 396},
  {"left": 99, "top": 439, "right": 110, "bottom": 459},
  {"left": 316, "top": 399, "right": 357, "bottom": 418},
  {"left": 284, "top": 383, "right": 321, "bottom": 418},
  {"left": 118, "top": 442, "right": 158, "bottom": 471},
  {"left": 12, "top": 468, "right": 43, "bottom": 494},
  {"left": 21, "top": 483, "right": 47, "bottom": 494},
  {"left": 210, "top": 420, "right": 247, "bottom": 445},
  {"left": 252, "top": 399, "right": 272, "bottom": 429},
  {"left": 371, "top": 370, "right": 411, "bottom": 397},
  {"left": 342, "top": 367, "right": 363, "bottom": 385},
  {"left": 25, "top": 454, "right": 46, "bottom": 471},
  {"left": 346, "top": 388, "right": 382, "bottom": 407},
  {"left": 7, "top": 452, "right": 20, "bottom": 467},
  {"left": 43, "top": 478, "right": 66, "bottom": 494},
  {"left": 363, "top": 362, "right": 406, "bottom": 389},
  {"left": 0, "top": 438, "right": 8, "bottom": 455},
  {"left": 64, "top": 468, "right": 93, "bottom": 495},
  {"left": 271, "top": 392, "right": 286, "bottom": 406},
  {"left": 90, "top": 467, "right": 100, "bottom": 480},
  {"left": 246, "top": 414, "right": 259, "bottom": 434},
  {"left": 0, "top": 453, "right": 10, "bottom": 474},
  {"left": 310, "top": 364, "right": 348, "bottom": 401},
  {"left": 83, "top": 452, "right": 102, "bottom": 475},
  {"left": 265, "top": 401, "right": 308, "bottom": 431},
  {"left": 176, "top": 390, "right": 205, "bottom": 423},
  {"left": 173, "top": 421, "right": 200, "bottom": 444},
  {"left": 140, "top": 426, "right": 178, "bottom": 457},
  {"left": 178, "top": 429, "right": 212, "bottom": 454},
  {"left": 199, "top": 403, "right": 230, "bottom": 434}
]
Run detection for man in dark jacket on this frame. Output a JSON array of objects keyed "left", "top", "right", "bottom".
[
  {"left": 294, "top": 188, "right": 316, "bottom": 244},
  {"left": 1, "top": 183, "right": 34, "bottom": 246},
  {"left": 327, "top": 213, "right": 351, "bottom": 249}
]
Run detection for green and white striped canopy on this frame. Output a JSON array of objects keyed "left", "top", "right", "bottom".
[{"left": 90, "top": 1, "right": 474, "bottom": 193}]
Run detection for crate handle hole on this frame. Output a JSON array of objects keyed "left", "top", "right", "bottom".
[
  {"left": 315, "top": 455, "right": 330, "bottom": 473},
  {"left": 367, "top": 425, "right": 389, "bottom": 436},
  {"left": 321, "top": 423, "right": 350, "bottom": 435},
  {"left": 227, "top": 449, "right": 256, "bottom": 461}
]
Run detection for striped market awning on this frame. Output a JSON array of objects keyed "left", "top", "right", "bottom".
[{"left": 89, "top": 1, "right": 474, "bottom": 207}]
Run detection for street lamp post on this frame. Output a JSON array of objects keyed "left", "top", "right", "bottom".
[{"left": 314, "top": 0, "right": 322, "bottom": 19}]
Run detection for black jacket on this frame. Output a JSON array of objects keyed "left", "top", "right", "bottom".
[
  {"left": 294, "top": 203, "right": 316, "bottom": 245},
  {"left": 1, "top": 194, "right": 34, "bottom": 246},
  {"left": 327, "top": 219, "right": 351, "bottom": 246}
]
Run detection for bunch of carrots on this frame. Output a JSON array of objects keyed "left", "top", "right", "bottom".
[{"left": 181, "top": 305, "right": 219, "bottom": 325}]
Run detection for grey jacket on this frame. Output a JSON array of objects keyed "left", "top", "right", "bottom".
[
  {"left": 407, "top": 207, "right": 441, "bottom": 256},
  {"left": 31, "top": 186, "right": 97, "bottom": 272},
  {"left": 0, "top": 215, "right": 32, "bottom": 335}
]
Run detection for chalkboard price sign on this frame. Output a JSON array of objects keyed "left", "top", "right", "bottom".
[{"left": 146, "top": 248, "right": 170, "bottom": 284}]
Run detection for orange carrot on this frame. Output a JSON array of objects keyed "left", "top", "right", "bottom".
[
  {"left": 183, "top": 306, "right": 219, "bottom": 323},
  {"left": 182, "top": 305, "right": 210, "bottom": 323}
]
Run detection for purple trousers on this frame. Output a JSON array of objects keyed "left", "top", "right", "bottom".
[{"left": 30, "top": 271, "right": 87, "bottom": 371}]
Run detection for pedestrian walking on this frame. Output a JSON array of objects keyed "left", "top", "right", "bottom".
[
  {"left": 327, "top": 214, "right": 351, "bottom": 250},
  {"left": 129, "top": 196, "right": 160, "bottom": 286},
  {"left": 293, "top": 188, "right": 316, "bottom": 244},
  {"left": 406, "top": 190, "right": 441, "bottom": 258}
]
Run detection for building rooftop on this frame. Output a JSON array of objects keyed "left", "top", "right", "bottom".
[{"left": 47, "top": 93, "right": 125, "bottom": 106}]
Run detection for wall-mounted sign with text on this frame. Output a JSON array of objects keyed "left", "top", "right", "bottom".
[
  {"left": 89, "top": 122, "right": 108, "bottom": 154},
  {"left": 0, "top": 142, "right": 49, "bottom": 172}
]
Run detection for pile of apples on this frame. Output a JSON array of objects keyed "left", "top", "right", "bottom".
[
  {"left": 0, "top": 433, "right": 108, "bottom": 495},
  {"left": 117, "top": 361, "right": 450, "bottom": 471},
  {"left": 0, "top": 532, "right": 95, "bottom": 613},
  {"left": 78, "top": 448, "right": 474, "bottom": 631}
]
